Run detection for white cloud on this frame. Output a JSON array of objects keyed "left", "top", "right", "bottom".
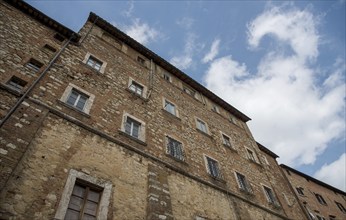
[
  {"left": 314, "top": 154, "right": 346, "bottom": 191},
  {"left": 247, "top": 5, "right": 319, "bottom": 62},
  {"left": 202, "top": 39, "right": 221, "bottom": 63},
  {"left": 122, "top": 1, "right": 134, "bottom": 18},
  {"left": 123, "top": 18, "right": 159, "bottom": 45},
  {"left": 177, "top": 17, "right": 195, "bottom": 29},
  {"left": 203, "top": 5, "right": 346, "bottom": 168},
  {"left": 170, "top": 33, "right": 203, "bottom": 70}
]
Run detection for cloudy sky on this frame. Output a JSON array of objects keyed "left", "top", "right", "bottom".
[{"left": 27, "top": 0, "right": 345, "bottom": 191}]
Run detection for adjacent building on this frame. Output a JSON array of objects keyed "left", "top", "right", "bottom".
[{"left": 0, "top": 0, "right": 344, "bottom": 219}]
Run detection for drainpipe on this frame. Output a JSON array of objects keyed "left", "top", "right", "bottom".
[
  {"left": 0, "top": 34, "right": 75, "bottom": 128},
  {"left": 146, "top": 59, "right": 154, "bottom": 100}
]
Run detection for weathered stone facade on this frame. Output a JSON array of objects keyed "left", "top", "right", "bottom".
[
  {"left": 0, "top": 1, "right": 344, "bottom": 219},
  {"left": 281, "top": 165, "right": 346, "bottom": 220}
]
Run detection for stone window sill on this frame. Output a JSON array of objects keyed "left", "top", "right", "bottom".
[
  {"left": 196, "top": 128, "right": 212, "bottom": 138},
  {"left": 161, "top": 109, "right": 181, "bottom": 121},
  {"left": 0, "top": 83, "right": 24, "bottom": 96},
  {"left": 248, "top": 158, "right": 263, "bottom": 168},
  {"left": 209, "top": 175, "right": 226, "bottom": 184},
  {"left": 79, "top": 61, "right": 103, "bottom": 74},
  {"left": 224, "top": 144, "right": 237, "bottom": 153},
  {"left": 57, "top": 100, "right": 91, "bottom": 118},
  {"left": 166, "top": 153, "right": 188, "bottom": 165},
  {"left": 118, "top": 130, "right": 147, "bottom": 146},
  {"left": 125, "top": 88, "right": 148, "bottom": 102}
]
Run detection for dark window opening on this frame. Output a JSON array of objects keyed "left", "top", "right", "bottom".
[
  {"left": 6, "top": 76, "right": 27, "bottom": 91},
  {"left": 54, "top": 33, "right": 65, "bottom": 42},
  {"left": 25, "top": 58, "right": 43, "bottom": 72}
]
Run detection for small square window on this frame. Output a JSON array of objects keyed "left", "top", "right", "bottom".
[
  {"left": 25, "top": 58, "right": 43, "bottom": 72},
  {"left": 166, "top": 136, "right": 184, "bottom": 161},
  {"left": 205, "top": 156, "right": 221, "bottom": 179},
  {"left": 222, "top": 134, "right": 232, "bottom": 148},
  {"left": 296, "top": 187, "right": 304, "bottom": 196},
  {"left": 6, "top": 76, "right": 27, "bottom": 91},
  {"left": 183, "top": 86, "right": 195, "bottom": 96},
  {"left": 42, "top": 44, "right": 57, "bottom": 53},
  {"left": 246, "top": 149, "right": 257, "bottom": 162},
  {"left": 87, "top": 56, "right": 103, "bottom": 71},
  {"left": 54, "top": 33, "right": 65, "bottom": 42},
  {"left": 137, "top": 56, "right": 145, "bottom": 65},
  {"left": 66, "top": 89, "right": 89, "bottom": 111},
  {"left": 335, "top": 201, "right": 346, "bottom": 213},
  {"left": 212, "top": 105, "right": 220, "bottom": 113},
  {"left": 129, "top": 81, "right": 144, "bottom": 96},
  {"left": 163, "top": 73, "right": 171, "bottom": 82},
  {"left": 315, "top": 193, "right": 327, "bottom": 205},
  {"left": 235, "top": 172, "right": 252, "bottom": 193},
  {"left": 263, "top": 186, "right": 278, "bottom": 205},
  {"left": 164, "top": 100, "right": 177, "bottom": 116},
  {"left": 196, "top": 119, "right": 208, "bottom": 134},
  {"left": 125, "top": 117, "right": 141, "bottom": 139}
]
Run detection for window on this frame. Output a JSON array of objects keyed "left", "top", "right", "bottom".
[
  {"left": 87, "top": 56, "right": 103, "bottom": 71},
  {"left": 6, "top": 76, "right": 27, "bottom": 91},
  {"left": 183, "top": 86, "right": 195, "bottom": 96},
  {"left": 262, "top": 155, "right": 269, "bottom": 165},
  {"left": 166, "top": 136, "right": 184, "bottom": 161},
  {"left": 205, "top": 156, "right": 221, "bottom": 179},
  {"left": 263, "top": 186, "right": 278, "bottom": 205},
  {"left": 82, "top": 53, "right": 107, "bottom": 73},
  {"left": 65, "top": 182, "right": 102, "bottom": 220},
  {"left": 25, "top": 58, "right": 43, "bottom": 72},
  {"left": 66, "top": 89, "right": 89, "bottom": 111},
  {"left": 164, "top": 100, "right": 177, "bottom": 116},
  {"left": 212, "top": 104, "right": 220, "bottom": 113},
  {"left": 125, "top": 117, "right": 141, "bottom": 139},
  {"left": 163, "top": 72, "right": 171, "bottom": 82},
  {"left": 54, "top": 33, "right": 65, "bottom": 42},
  {"left": 129, "top": 81, "right": 144, "bottom": 96},
  {"left": 335, "top": 201, "right": 346, "bottom": 213},
  {"left": 54, "top": 169, "right": 112, "bottom": 220},
  {"left": 296, "top": 187, "right": 305, "bottom": 196},
  {"left": 246, "top": 148, "right": 257, "bottom": 162},
  {"left": 316, "top": 215, "right": 326, "bottom": 220},
  {"left": 235, "top": 172, "right": 252, "bottom": 193},
  {"left": 42, "top": 44, "right": 57, "bottom": 54},
  {"left": 60, "top": 83, "right": 95, "bottom": 114},
  {"left": 222, "top": 134, "right": 232, "bottom": 148},
  {"left": 315, "top": 193, "right": 327, "bottom": 205},
  {"left": 196, "top": 118, "right": 208, "bottom": 134},
  {"left": 137, "top": 56, "right": 145, "bottom": 65}
]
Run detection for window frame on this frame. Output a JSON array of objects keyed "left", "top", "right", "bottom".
[
  {"left": 6, "top": 76, "right": 27, "bottom": 91},
  {"left": 204, "top": 155, "right": 222, "bottom": 179},
  {"left": 212, "top": 104, "right": 220, "bottom": 113},
  {"left": 235, "top": 171, "right": 253, "bottom": 194},
  {"left": 163, "top": 72, "right": 172, "bottom": 82},
  {"left": 262, "top": 185, "right": 279, "bottom": 206},
  {"left": 82, "top": 52, "right": 107, "bottom": 73},
  {"left": 60, "top": 83, "right": 95, "bottom": 114},
  {"left": 335, "top": 201, "right": 346, "bottom": 213},
  {"left": 315, "top": 193, "right": 327, "bottom": 205},
  {"left": 163, "top": 98, "right": 178, "bottom": 117},
  {"left": 54, "top": 169, "right": 112, "bottom": 220},
  {"left": 127, "top": 77, "right": 147, "bottom": 98},
  {"left": 195, "top": 117, "right": 209, "bottom": 134},
  {"left": 296, "top": 187, "right": 305, "bottom": 196},
  {"left": 166, "top": 136, "right": 185, "bottom": 161},
  {"left": 220, "top": 132, "right": 234, "bottom": 149},
  {"left": 121, "top": 113, "right": 146, "bottom": 142},
  {"left": 246, "top": 148, "right": 258, "bottom": 163},
  {"left": 25, "top": 58, "right": 43, "bottom": 72}
]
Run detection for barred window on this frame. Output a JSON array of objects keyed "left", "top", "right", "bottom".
[
  {"left": 206, "top": 156, "right": 221, "bottom": 178},
  {"left": 166, "top": 137, "right": 184, "bottom": 161},
  {"left": 335, "top": 201, "right": 346, "bottom": 213},
  {"left": 315, "top": 193, "right": 327, "bottom": 205},
  {"left": 296, "top": 187, "right": 304, "bottom": 196},
  {"left": 6, "top": 76, "right": 27, "bottom": 91},
  {"left": 222, "top": 134, "right": 232, "bottom": 148},
  {"left": 263, "top": 186, "right": 278, "bottom": 205},
  {"left": 246, "top": 149, "right": 257, "bottom": 162},
  {"left": 25, "top": 58, "right": 43, "bottom": 72},
  {"left": 197, "top": 119, "right": 208, "bottom": 134},
  {"left": 236, "top": 172, "right": 252, "bottom": 193}
]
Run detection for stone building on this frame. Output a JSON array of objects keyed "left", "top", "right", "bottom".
[
  {"left": 281, "top": 165, "right": 346, "bottom": 220},
  {"left": 0, "top": 0, "right": 343, "bottom": 219}
]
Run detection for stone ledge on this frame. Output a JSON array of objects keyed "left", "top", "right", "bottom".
[
  {"left": 196, "top": 128, "right": 212, "bottom": 139},
  {"left": 125, "top": 88, "right": 149, "bottom": 102},
  {"left": 161, "top": 109, "right": 181, "bottom": 121},
  {"left": 57, "top": 100, "right": 91, "bottom": 118},
  {"left": 118, "top": 130, "right": 147, "bottom": 146}
]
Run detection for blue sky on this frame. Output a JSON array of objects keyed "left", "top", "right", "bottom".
[{"left": 26, "top": 0, "right": 345, "bottom": 191}]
